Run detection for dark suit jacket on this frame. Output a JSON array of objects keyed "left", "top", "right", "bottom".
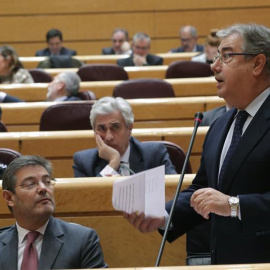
[
  {"left": 102, "top": 47, "right": 115, "bottom": 55},
  {"left": 3, "top": 94, "right": 24, "bottom": 103},
  {"left": 35, "top": 47, "right": 77, "bottom": 56},
  {"left": 64, "top": 96, "right": 82, "bottom": 101},
  {"left": 117, "top": 54, "right": 163, "bottom": 67},
  {"left": 201, "top": 106, "right": 227, "bottom": 126},
  {"left": 73, "top": 137, "right": 176, "bottom": 177},
  {"left": 0, "top": 217, "right": 107, "bottom": 269},
  {"left": 170, "top": 44, "right": 204, "bottom": 53},
  {"left": 163, "top": 93, "right": 270, "bottom": 264}
]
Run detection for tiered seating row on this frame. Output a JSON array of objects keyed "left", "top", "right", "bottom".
[{"left": 0, "top": 127, "right": 209, "bottom": 177}]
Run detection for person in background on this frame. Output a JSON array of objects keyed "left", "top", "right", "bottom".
[
  {"left": 73, "top": 97, "right": 176, "bottom": 177},
  {"left": 117, "top": 32, "right": 163, "bottom": 67},
  {"left": 123, "top": 23, "right": 270, "bottom": 264},
  {"left": 35, "top": 29, "right": 77, "bottom": 57},
  {"left": 0, "top": 46, "right": 33, "bottom": 84},
  {"left": 46, "top": 71, "right": 82, "bottom": 101},
  {"left": 170, "top": 25, "right": 204, "bottom": 53},
  {"left": 201, "top": 102, "right": 233, "bottom": 126},
  {"left": 0, "top": 155, "right": 107, "bottom": 269},
  {"left": 0, "top": 45, "right": 32, "bottom": 102},
  {"left": 192, "top": 29, "right": 220, "bottom": 64},
  {"left": 102, "top": 28, "right": 131, "bottom": 55}
]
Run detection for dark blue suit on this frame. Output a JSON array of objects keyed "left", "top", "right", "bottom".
[
  {"left": 0, "top": 217, "right": 107, "bottom": 269},
  {"left": 164, "top": 93, "right": 270, "bottom": 264},
  {"left": 102, "top": 47, "right": 115, "bottom": 55},
  {"left": 170, "top": 44, "right": 204, "bottom": 53},
  {"left": 35, "top": 47, "right": 77, "bottom": 57},
  {"left": 117, "top": 54, "right": 163, "bottom": 67},
  {"left": 73, "top": 137, "right": 176, "bottom": 177}
]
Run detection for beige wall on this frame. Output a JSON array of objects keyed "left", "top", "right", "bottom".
[{"left": 0, "top": 0, "right": 270, "bottom": 56}]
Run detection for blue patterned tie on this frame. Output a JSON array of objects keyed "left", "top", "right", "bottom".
[{"left": 218, "top": 110, "right": 249, "bottom": 184}]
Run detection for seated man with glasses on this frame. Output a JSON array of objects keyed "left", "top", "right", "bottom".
[
  {"left": 0, "top": 155, "right": 107, "bottom": 269},
  {"left": 170, "top": 25, "right": 204, "bottom": 53},
  {"left": 117, "top": 32, "right": 163, "bottom": 67}
]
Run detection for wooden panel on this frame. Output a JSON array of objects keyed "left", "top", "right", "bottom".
[
  {"left": 1, "top": 97, "right": 225, "bottom": 131},
  {"left": 20, "top": 52, "right": 198, "bottom": 69},
  {"left": 0, "top": 77, "right": 218, "bottom": 102}
]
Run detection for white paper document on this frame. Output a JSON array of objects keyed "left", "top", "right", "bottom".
[{"left": 112, "top": 165, "right": 165, "bottom": 217}]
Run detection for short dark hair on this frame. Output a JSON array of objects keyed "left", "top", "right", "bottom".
[
  {"left": 2, "top": 155, "right": 52, "bottom": 193},
  {"left": 46, "top": 29, "right": 63, "bottom": 42}
]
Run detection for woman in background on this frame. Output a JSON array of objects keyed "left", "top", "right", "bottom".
[
  {"left": 191, "top": 29, "right": 220, "bottom": 64},
  {"left": 0, "top": 45, "right": 33, "bottom": 84}
]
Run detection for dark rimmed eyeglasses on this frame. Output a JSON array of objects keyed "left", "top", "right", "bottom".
[
  {"left": 13, "top": 178, "right": 56, "bottom": 191},
  {"left": 213, "top": 52, "right": 258, "bottom": 64}
]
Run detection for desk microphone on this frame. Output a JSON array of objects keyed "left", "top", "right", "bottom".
[{"left": 155, "top": 112, "right": 204, "bottom": 267}]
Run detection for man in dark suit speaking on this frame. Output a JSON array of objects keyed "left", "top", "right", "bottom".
[
  {"left": 117, "top": 33, "right": 163, "bottom": 67},
  {"left": 73, "top": 97, "right": 176, "bottom": 177},
  {"left": 124, "top": 23, "right": 270, "bottom": 265},
  {"left": 0, "top": 155, "right": 107, "bottom": 269}
]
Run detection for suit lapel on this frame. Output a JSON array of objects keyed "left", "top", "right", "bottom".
[
  {"left": 129, "top": 138, "right": 144, "bottom": 173},
  {"left": 219, "top": 95, "right": 270, "bottom": 192},
  {"left": 39, "top": 217, "right": 64, "bottom": 270},
  {"left": 0, "top": 226, "right": 18, "bottom": 270},
  {"left": 210, "top": 108, "right": 237, "bottom": 189}
]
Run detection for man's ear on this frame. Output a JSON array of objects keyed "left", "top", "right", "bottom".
[
  {"left": 2, "top": 190, "right": 15, "bottom": 208},
  {"left": 253, "top": 54, "right": 266, "bottom": 77}
]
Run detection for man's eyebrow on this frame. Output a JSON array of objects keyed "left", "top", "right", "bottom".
[
  {"left": 21, "top": 174, "right": 50, "bottom": 183},
  {"left": 219, "top": 46, "right": 233, "bottom": 53}
]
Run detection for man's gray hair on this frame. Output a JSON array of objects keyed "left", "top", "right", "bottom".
[
  {"left": 57, "top": 72, "right": 81, "bottom": 96},
  {"left": 132, "top": 32, "right": 151, "bottom": 45},
  {"left": 180, "top": 25, "right": 198, "bottom": 38},
  {"left": 2, "top": 155, "right": 52, "bottom": 193},
  {"left": 217, "top": 23, "right": 270, "bottom": 76},
  {"left": 90, "top": 97, "right": 134, "bottom": 128}
]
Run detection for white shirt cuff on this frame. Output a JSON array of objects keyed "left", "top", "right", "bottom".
[{"left": 100, "top": 165, "right": 119, "bottom": 177}]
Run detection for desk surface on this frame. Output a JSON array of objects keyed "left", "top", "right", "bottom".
[{"left": 20, "top": 52, "right": 199, "bottom": 68}]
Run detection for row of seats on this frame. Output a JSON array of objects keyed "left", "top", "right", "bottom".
[
  {"left": 28, "top": 61, "right": 214, "bottom": 83},
  {"left": 0, "top": 140, "right": 191, "bottom": 176}
]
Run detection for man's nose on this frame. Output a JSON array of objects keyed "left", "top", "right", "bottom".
[
  {"left": 211, "top": 59, "right": 221, "bottom": 73},
  {"left": 104, "top": 130, "right": 113, "bottom": 141}
]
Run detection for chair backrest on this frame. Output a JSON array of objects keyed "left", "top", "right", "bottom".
[
  {"left": 76, "top": 90, "right": 97, "bottom": 100},
  {"left": 0, "top": 148, "right": 21, "bottom": 178},
  {"left": 28, "top": 69, "right": 53, "bottom": 82},
  {"left": 37, "top": 56, "right": 84, "bottom": 68},
  {"left": 77, "top": 64, "right": 129, "bottom": 81},
  {"left": 113, "top": 78, "right": 175, "bottom": 99},
  {"left": 0, "top": 120, "right": 8, "bottom": 132},
  {"left": 39, "top": 101, "right": 94, "bottom": 131},
  {"left": 142, "top": 141, "right": 192, "bottom": 174},
  {"left": 165, "top": 61, "right": 214, "bottom": 79}
]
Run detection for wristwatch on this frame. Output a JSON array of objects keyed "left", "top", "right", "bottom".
[{"left": 228, "top": 196, "right": 239, "bottom": 218}]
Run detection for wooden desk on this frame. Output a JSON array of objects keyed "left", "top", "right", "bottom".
[
  {"left": 0, "top": 127, "right": 208, "bottom": 177},
  {"left": 0, "top": 77, "right": 217, "bottom": 101},
  {"left": 20, "top": 52, "right": 198, "bottom": 69},
  {"left": 0, "top": 175, "right": 193, "bottom": 267},
  {"left": 1, "top": 96, "right": 225, "bottom": 131}
]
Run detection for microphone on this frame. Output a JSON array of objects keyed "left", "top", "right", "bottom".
[{"left": 155, "top": 112, "right": 204, "bottom": 267}]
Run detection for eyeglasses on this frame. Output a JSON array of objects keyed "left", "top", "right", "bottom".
[
  {"left": 13, "top": 178, "right": 56, "bottom": 191},
  {"left": 134, "top": 45, "right": 149, "bottom": 51},
  {"left": 213, "top": 52, "right": 258, "bottom": 64}
]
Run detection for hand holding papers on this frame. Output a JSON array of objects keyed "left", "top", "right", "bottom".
[{"left": 112, "top": 165, "right": 165, "bottom": 217}]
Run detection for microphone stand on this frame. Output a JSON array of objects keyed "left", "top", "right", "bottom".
[{"left": 155, "top": 112, "right": 204, "bottom": 267}]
